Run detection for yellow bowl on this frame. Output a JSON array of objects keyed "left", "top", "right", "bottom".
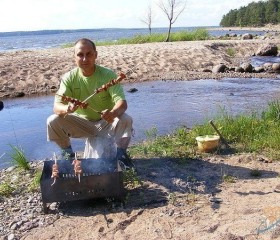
[{"left": 195, "top": 135, "right": 220, "bottom": 152}]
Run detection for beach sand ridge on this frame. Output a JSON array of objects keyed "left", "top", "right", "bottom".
[{"left": 1, "top": 38, "right": 280, "bottom": 98}]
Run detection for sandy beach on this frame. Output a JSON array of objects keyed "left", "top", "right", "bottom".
[
  {"left": 1, "top": 33, "right": 280, "bottom": 240},
  {"left": 1, "top": 36, "right": 280, "bottom": 99}
]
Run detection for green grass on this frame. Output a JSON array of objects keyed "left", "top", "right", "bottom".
[
  {"left": 123, "top": 169, "right": 142, "bottom": 189},
  {"left": 189, "top": 100, "right": 280, "bottom": 158},
  {"left": 213, "top": 102, "right": 280, "bottom": 156},
  {"left": 61, "top": 29, "right": 210, "bottom": 48},
  {"left": 226, "top": 48, "right": 236, "bottom": 57},
  {"left": 28, "top": 170, "right": 42, "bottom": 192},
  {"left": 0, "top": 183, "right": 15, "bottom": 197},
  {"left": 168, "top": 192, "right": 177, "bottom": 205},
  {"left": 102, "top": 29, "right": 209, "bottom": 45},
  {"left": 130, "top": 100, "right": 280, "bottom": 162},
  {"left": 9, "top": 145, "right": 30, "bottom": 170},
  {"left": 222, "top": 174, "right": 236, "bottom": 183},
  {"left": 131, "top": 126, "right": 193, "bottom": 160}
]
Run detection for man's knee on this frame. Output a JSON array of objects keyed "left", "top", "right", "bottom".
[
  {"left": 47, "top": 114, "right": 60, "bottom": 126},
  {"left": 119, "top": 113, "right": 133, "bottom": 126}
]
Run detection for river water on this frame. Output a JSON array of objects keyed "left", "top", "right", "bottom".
[
  {"left": 0, "top": 27, "right": 266, "bottom": 52},
  {"left": 1, "top": 77, "right": 280, "bottom": 169}
]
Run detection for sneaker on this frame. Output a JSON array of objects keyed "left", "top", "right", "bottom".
[
  {"left": 116, "top": 148, "right": 136, "bottom": 171},
  {"left": 61, "top": 146, "right": 75, "bottom": 160}
]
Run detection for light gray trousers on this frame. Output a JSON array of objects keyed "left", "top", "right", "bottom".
[{"left": 47, "top": 113, "right": 133, "bottom": 150}]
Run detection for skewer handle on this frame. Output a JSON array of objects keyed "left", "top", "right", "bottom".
[{"left": 209, "top": 120, "right": 230, "bottom": 148}]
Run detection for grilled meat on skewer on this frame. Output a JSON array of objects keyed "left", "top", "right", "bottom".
[
  {"left": 51, "top": 155, "right": 59, "bottom": 186},
  {"left": 72, "top": 153, "right": 82, "bottom": 182}
]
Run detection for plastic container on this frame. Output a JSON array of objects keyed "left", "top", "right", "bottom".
[{"left": 195, "top": 135, "right": 220, "bottom": 152}]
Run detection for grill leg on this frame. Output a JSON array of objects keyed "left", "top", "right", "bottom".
[{"left": 43, "top": 202, "right": 49, "bottom": 214}]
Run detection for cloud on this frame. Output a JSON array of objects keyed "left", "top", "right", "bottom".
[{"left": 0, "top": 0, "right": 259, "bottom": 31}]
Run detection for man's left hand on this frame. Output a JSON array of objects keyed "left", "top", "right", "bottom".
[{"left": 101, "top": 109, "right": 115, "bottom": 123}]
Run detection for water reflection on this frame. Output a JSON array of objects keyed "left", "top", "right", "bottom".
[{"left": 1, "top": 77, "right": 280, "bottom": 169}]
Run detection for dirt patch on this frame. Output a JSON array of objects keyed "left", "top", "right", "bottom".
[{"left": 1, "top": 153, "right": 277, "bottom": 240}]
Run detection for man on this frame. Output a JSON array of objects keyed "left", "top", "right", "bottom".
[{"left": 47, "top": 38, "right": 134, "bottom": 170}]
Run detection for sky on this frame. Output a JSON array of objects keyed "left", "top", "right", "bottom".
[{"left": 1, "top": 0, "right": 256, "bottom": 32}]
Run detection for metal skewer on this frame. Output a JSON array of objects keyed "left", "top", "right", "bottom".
[
  {"left": 75, "top": 153, "right": 81, "bottom": 183},
  {"left": 81, "top": 72, "right": 126, "bottom": 104}
]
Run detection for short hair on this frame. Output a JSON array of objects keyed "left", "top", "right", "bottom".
[{"left": 74, "top": 38, "right": 96, "bottom": 51}]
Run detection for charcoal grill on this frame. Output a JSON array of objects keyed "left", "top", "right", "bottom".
[{"left": 40, "top": 158, "right": 125, "bottom": 213}]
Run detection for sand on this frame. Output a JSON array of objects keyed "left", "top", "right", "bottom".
[
  {"left": 1, "top": 37, "right": 280, "bottom": 99},
  {"left": 17, "top": 154, "right": 280, "bottom": 240},
  {"left": 1, "top": 34, "right": 280, "bottom": 240}
]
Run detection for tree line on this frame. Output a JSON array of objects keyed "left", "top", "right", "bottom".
[{"left": 220, "top": 0, "right": 280, "bottom": 27}]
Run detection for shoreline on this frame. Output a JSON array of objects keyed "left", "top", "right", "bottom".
[
  {"left": 207, "top": 23, "right": 280, "bottom": 32},
  {"left": 1, "top": 37, "right": 280, "bottom": 99}
]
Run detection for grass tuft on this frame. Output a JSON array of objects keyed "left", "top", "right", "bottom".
[
  {"left": 222, "top": 174, "right": 236, "bottom": 183},
  {"left": 9, "top": 145, "right": 30, "bottom": 170},
  {"left": 28, "top": 170, "right": 42, "bottom": 192},
  {"left": 0, "top": 183, "right": 15, "bottom": 197},
  {"left": 123, "top": 169, "right": 142, "bottom": 189},
  {"left": 226, "top": 48, "right": 236, "bottom": 57}
]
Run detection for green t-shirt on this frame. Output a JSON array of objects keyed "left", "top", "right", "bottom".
[{"left": 55, "top": 65, "right": 126, "bottom": 120}]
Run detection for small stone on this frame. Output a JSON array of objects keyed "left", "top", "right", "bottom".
[
  {"left": 49, "top": 202, "right": 58, "bottom": 210},
  {"left": 207, "top": 223, "right": 219, "bottom": 233},
  {"left": 16, "top": 220, "right": 24, "bottom": 227},
  {"left": 274, "top": 184, "right": 280, "bottom": 193},
  {"left": 209, "top": 197, "right": 223, "bottom": 203},
  {"left": 212, "top": 64, "right": 227, "bottom": 73},
  {"left": 127, "top": 88, "right": 138, "bottom": 93},
  {"left": 10, "top": 175, "right": 19, "bottom": 183},
  {"left": 6, "top": 166, "right": 16, "bottom": 172},
  {"left": 9, "top": 221, "right": 17, "bottom": 228},
  {"left": 168, "top": 209, "right": 174, "bottom": 216},
  {"left": 21, "top": 221, "right": 34, "bottom": 231},
  {"left": 10, "top": 223, "right": 18, "bottom": 230},
  {"left": 7, "top": 233, "right": 16, "bottom": 240},
  {"left": 12, "top": 207, "right": 20, "bottom": 212},
  {"left": 27, "top": 197, "right": 34, "bottom": 203}
]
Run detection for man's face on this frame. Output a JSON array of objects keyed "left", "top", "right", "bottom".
[{"left": 74, "top": 41, "right": 97, "bottom": 74}]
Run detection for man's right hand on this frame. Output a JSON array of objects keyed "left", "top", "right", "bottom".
[
  {"left": 66, "top": 102, "right": 79, "bottom": 114},
  {"left": 54, "top": 102, "right": 79, "bottom": 116}
]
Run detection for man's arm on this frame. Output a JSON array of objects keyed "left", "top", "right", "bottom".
[
  {"left": 53, "top": 102, "right": 79, "bottom": 116},
  {"left": 101, "top": 100, "right": 127, "bottom": 123}
]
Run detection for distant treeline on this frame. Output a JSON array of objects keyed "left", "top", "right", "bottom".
[
  {"left": 220, "top": 0, "right": 280, "bottom": 27},
  {"left": 0, "top": 29, "right": 109, "bottom": 37}
]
